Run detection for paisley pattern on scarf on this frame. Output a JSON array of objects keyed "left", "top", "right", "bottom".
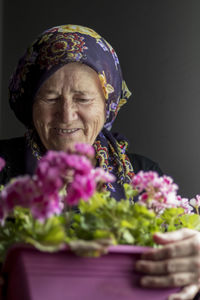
[
  {"left": 37, "top": 33, "right": 88, "bottom": 68},
  {"left": 93, "top": 129, "right": 134, "bottom": 197},
  {"left": 9, "top": 24, "right": 135, "bottom": 200}
]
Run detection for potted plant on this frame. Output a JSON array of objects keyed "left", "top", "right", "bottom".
[{"left": 0, "top": 145, "right": 199, "bottom": 300}]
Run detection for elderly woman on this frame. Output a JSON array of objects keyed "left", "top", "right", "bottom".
[{"left": 0, "top": 25, "right": 199, "bottom": 300}]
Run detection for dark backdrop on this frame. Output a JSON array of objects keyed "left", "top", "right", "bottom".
[{"left": 1, "top": 0, "right": 200, "bottom": 198}]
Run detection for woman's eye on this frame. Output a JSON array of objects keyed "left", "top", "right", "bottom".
[
  {"left": 44, "top": 97, "right": 59, "bottom": 103},
  {"left": 76, "top": 98, "right": 91, "bottom": 103}
]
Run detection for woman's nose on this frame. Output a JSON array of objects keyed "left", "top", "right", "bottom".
[{"left": 56, "top": 99, "right": 78, "bottom": 123}]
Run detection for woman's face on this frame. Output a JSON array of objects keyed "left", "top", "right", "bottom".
[{"left": 33, "top": 63, "right": 106, "bottom": 151}]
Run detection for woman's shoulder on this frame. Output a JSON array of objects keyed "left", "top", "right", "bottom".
[
  {"left": 0, "top": 136, "right": 25, "bottom": 158},
  {"left": 127, "top": 153, "right": 163, "bottom": 176},
  {"left": 0, "top": 136, "right": 26, "bottom": 184}
]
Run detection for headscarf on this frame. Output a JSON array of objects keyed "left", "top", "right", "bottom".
[{"left": 9, "top": 25, "right": 134, "bottom": 200}]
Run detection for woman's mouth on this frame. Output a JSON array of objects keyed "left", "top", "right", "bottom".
[{"left": 54, "top": 128, "right": 80, "bottom": 135}]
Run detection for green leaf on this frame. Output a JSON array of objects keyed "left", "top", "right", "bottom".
[
  {"left": 123, "top": 183, "right": 138, "bottom": 200},
  {"left": 79, "top": 192, "right": 107, "bottom": 213},
  {"left": 25, "top": 237, "right": 66, "bottom": 252},
  {"left": 93, "top": 230, "right": 114, "bottom": 240},
  {"left": 121, "top": 229, "right": 135, "bottom": 244},
  {"left": 120, "top": 220, "right": 135, "bottom": 229},
  {"left": 179, "top": 214, "right": 200, "bottom": 230}
]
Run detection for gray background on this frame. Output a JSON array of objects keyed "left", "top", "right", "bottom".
[{"left": 1, "top": 0, "right": 200, "bottom": 198}]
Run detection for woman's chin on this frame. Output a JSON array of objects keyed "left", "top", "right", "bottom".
[
  {"left": 48, "top": 139, "right": 87, "bottom": 152},
  {"left": 45, "top": 130, "right": 86, "bottom": 151}
]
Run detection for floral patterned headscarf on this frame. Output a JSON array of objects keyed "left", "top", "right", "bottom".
[{"left": 9, "top": 25, "right": 134, "bottom": 199}]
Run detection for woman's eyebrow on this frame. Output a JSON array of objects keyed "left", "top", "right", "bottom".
[
  {"left": 72, "top": 89, "right": 96, "bottom": 95},
  {"left": 38, "top": 89, "right": 60, "bottom": 96},
  {"left": 37, "top": 89, "right": 97, "bottom": 97}
]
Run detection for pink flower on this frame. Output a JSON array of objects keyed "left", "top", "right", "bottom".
[
  {"left": 1, "top": 176, "right": 38, "bottom": 213},
  {"left": 36, "top": 149, "right": 114, "bottom": 207},
  {"left": 0, "top": 147, "right": 116, "bottom": 220},
  {"left": 0, "top": 157, "right": 5, "bottom": 172},
  {"left": 190, "top": 195, "right": 200, "bottom": 208},
  {"left": 141, "top": 192, "right": 148, "bottom": 202},
  {"left": 36, "top": 151, "right": 93, "bottom": 194},
  {"left": 65, "top": 174, "right": 96, "bottom": 206},
  {"left": 36, "top": 151, "right": 69, "bottom": 194},
  {"left": 31, "top": 192, "right": 62, "bottom": 222},
  {"left": 64, "top": 160, "right": 115, "bottom": 206},
  {"left": 132, "top": 171, "right": 160, "bottom": 193},
  {"left": 63, "top": 154, "right": 93, "bottom": 175},
  {"left": 177, "top": 195, "right": 193, "bottom": 214},
  {"left": 132, "top": 171, "right": 179, "bottom": 213},
  {"left": 74, "top": 143, "right": 95, "bottom": 158},
  {"left": 0, "top": 174, "right": 63, "bottom": 223},
  {"left": 92, "top": 168, "right": 115, "bottom": 183}
]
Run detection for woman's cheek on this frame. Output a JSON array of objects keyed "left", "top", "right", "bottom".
[{"left": 86, "top": 110, "right": 105, "bottom": 143}]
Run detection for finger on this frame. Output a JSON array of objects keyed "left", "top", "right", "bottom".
[
  {"left": 140, "top": 273, "right": 198, "bottom": 288},
  {"left": 136, "top": 257, "right": 200, "bottom": 275},
  {"left": 153, "top": 229, "right": 198, "bottom": 245},
  {"left": 168, "top": 283, "right": 200, "bottom": 300},
  {"left": 142, "top": 236, "right": 200, "bottom": 260}
]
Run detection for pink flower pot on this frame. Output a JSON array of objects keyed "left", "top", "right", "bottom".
[{"left": 2, "top": 244, "right": 179, "bottom": 300}]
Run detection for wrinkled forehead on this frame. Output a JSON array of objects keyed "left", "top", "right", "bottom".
[{"left": 35, "top": 62, "right": 105, "bottom": 100}]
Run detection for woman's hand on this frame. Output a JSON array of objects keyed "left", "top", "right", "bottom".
[{"left": 135, "top": 228, "right": 200, "bottom": 300}]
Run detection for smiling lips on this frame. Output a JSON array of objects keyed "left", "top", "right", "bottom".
[{"left": 54, "top": 128, "right": 80, "bottom": 135}]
